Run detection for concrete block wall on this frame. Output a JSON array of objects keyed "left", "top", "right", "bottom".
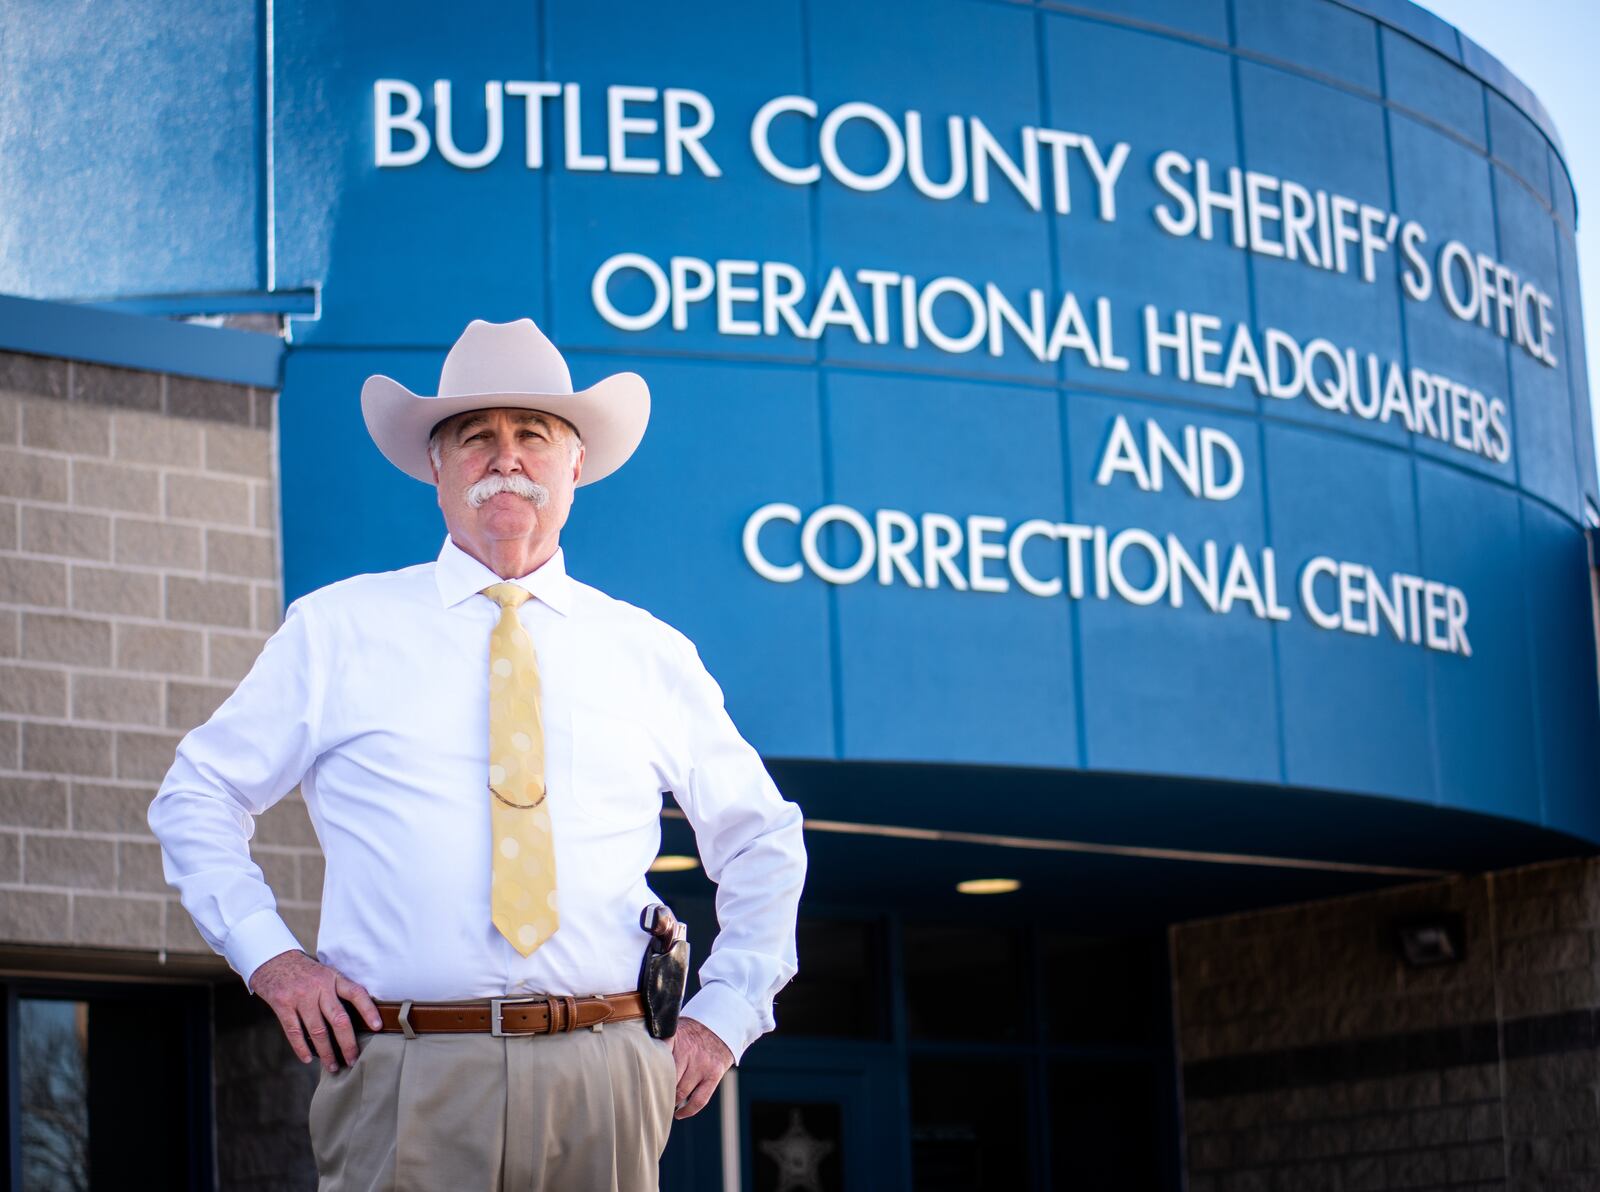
[
  {"left": 0, "top": 349, "right": 323, "bottom": 964},
  {"left": 213, "top": 980, "right": 319, "bottom": 1191},
  {"left": 1175, "top": 857, "right": 1600, "bottom": 1191}
]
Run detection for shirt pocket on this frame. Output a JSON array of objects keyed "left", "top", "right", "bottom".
[{"left": 568, "top": 707, "right": 669, "bottom": 828}]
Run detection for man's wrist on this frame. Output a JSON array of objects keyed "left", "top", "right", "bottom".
[
  {"left": 245, "top": 946, "right": 310, "bottom": 993},
  {"left": 229, "top": 910, "right": 308, "bottom": 990},
  {"left": 680, "top": 983, "right": 763, "bottom": 1065},
  {"left": 679, "top": 1015, "right": 735, "bottom": 1062}
]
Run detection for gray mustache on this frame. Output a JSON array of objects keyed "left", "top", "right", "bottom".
[{"left": 465, "top": 474, "right": 550, "bottom": 509}]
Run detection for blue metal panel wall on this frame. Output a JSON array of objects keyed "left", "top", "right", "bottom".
[
  {"left": 0, "top": 1, "right": 262, "bottom": 299},
  {"left": 266, "top": 0, "right": 1599, "bottom": 841},
  {"left": 3, "top": 0, "right": 1595, "bottom": 847}
]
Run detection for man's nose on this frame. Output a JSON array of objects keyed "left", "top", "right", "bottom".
[{"left": 488, "top": 436, "right": 523, "bottom": 473}]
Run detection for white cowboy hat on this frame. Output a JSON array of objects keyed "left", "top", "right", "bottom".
[{"left": 360, "top": 318, "right": 649, "bottom": 486}]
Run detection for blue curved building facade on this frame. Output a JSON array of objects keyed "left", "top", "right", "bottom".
[{"left": 0, "top": 0, "right": 1596, "bottom": 1187}]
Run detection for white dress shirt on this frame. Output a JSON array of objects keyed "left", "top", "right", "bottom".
[{"left": 148, "top": 536, "right": 806, "bottom": 1061}]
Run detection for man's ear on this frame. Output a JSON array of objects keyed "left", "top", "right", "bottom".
[
  {"left": 430, "top": 448, "right": 446, "bottom": 507},
  {"left": 571, "top": 442, "right": 586, "bottom": 486}
]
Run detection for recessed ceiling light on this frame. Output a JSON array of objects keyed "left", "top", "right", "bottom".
[
  {"left": 956, "top": 877, "right": 1021, "bottom": 895},
  {"left": 649, "top": 854, "right": 700, "bottom": 873}
]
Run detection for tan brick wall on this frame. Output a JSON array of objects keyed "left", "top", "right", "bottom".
[
  {"left": 0, "top": 352, "right": 322, "bottom": 966},
  {"left": 1175, "top": 856, "right": 1600, "bottom": 1190}
]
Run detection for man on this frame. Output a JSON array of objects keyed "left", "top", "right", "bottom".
[{"left": 148, "top": 317, "right": 807, "bottom": 1190}]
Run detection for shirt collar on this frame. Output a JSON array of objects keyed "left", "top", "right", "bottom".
[{"left": 434, "top": 535, "right": 573, "bottom": 617}]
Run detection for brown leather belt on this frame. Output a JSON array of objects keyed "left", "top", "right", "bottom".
[{"left": 373, "top": 992, "right": 646, "bottom": 1038}]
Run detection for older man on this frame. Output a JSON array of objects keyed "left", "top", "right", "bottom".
[{"left": 148, "top": 318, "right": 806, "bottom": 1190}]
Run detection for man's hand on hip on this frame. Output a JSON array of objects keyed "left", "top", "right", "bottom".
[
  {"left": 249, "top": 949, "right": 383, "bottom": 1073},
  {"left": 667, "top": 1016, "right": 734, "bottom": 1120}
]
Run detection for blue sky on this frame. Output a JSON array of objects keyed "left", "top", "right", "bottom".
[{"left": 1416, "top": 0, "right": 1599, "bottom": 496}]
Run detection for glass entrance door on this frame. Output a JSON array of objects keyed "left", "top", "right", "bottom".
[
  {"left": 738, "top": 1050, "right": 904, "bottom": 1191},
  {"left": 657, "top": 905, "right": 1181, "bottom": 1190}
]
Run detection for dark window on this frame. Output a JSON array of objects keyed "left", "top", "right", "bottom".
[
  {"left": 1040, "top": 933, "right": 1164, "bottom": 1046},
  {"left": 903, "top": 925, "right": 1024, "bottom": 1042},
  {"left": 908, "top": 1057, "right": 1031, "bottom": 1191},
  {"left": 18, "top": 1000, "right": 88, "bottom": 1191},
  {"left": 773, "top": 917, "right": 886, "bottom": 1039},
  {"left": 1049, "top": 1059, "right": 1165, "bottom": 1189},
  {"left": 5, "top": 983, "right": 213, "bottom": 1191}
]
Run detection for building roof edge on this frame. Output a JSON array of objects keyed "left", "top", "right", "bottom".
[
  {"left": 0, "top": 293, "right": 284, "bottom": 390},
  {"left": 1331, "top": 0, "right": 1569, "bottom": 166}
]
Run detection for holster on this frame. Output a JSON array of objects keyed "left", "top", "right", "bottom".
[{"left": 637, "top": 903, "right": 690, "bottom": 1039}]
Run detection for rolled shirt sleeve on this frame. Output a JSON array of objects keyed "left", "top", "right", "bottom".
[
  {"left": 670, "top": 637, "right": 807, "bottom": 1063},
  {"left": 147, "top": 597, "right": 325, "bottom": 988}
]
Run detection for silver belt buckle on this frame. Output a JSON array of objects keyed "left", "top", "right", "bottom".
[{"left": 490, "top": 995, "right": 542, "bottom": 1037}]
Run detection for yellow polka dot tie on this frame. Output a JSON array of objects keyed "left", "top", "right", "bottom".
[{"left": 481, "top": 583, "right": 558, "bottom": 956}]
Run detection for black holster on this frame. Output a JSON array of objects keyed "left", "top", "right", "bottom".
[{"left": 638, "top": 903, "right": 690, "bottom": 1039}]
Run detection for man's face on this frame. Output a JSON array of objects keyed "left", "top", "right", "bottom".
[{"left": 430, "top": 407, "right": 585, "bottom": 558}]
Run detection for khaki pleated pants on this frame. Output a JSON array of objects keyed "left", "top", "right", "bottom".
[{"left": 308, "top": 1019, "right": 677, "bottom": 1192}]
